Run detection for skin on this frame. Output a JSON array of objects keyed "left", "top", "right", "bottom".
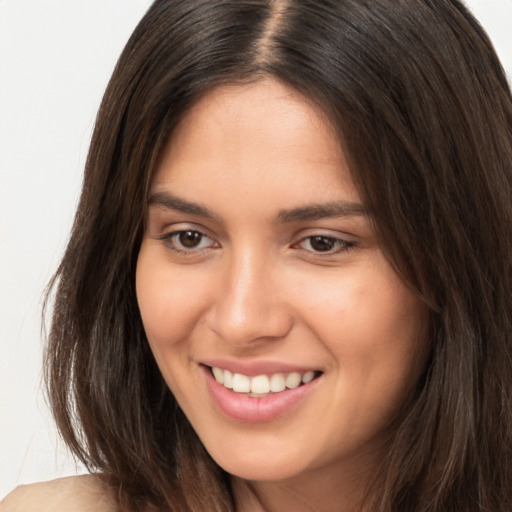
[
  {"left": 0, "top": 475, "right": 112, "bottom": 512},
  {"left": 136, "top": 78, "right": 427, "bottom": 512}
]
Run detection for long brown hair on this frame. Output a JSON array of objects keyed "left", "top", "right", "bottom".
[{"left": 45, "top": 1, "right": 512, "bottom": 510}]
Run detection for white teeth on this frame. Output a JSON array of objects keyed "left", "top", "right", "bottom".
[
  {"left": 302, "top": 371, "right": 315, "bottom": 384},
  {"left": 212, "top": 367, "right": 224, "bottom": 384},
  {"left": 232, "top": 373, "right": 251, "bottom": 393},
  {"left": 251, "top": 375, "right": 270, "bottom": 394},
  {"left": 211, "top": 367, "right": 318, "bottom": 395},
  {"left": 285, "top": 372, "right": 302, "bottom": 389},
  {"left": 223, "top": 369, "right": 233, "bottom": 389},
  {"left": 270, "top": 373, "right": 286, "bottom": 392}
]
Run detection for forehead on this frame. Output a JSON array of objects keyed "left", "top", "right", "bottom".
[{"left": 151, "top": 78, "right": 361, "bottom": 213}]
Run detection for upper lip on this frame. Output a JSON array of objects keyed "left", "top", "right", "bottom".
[{"left": 200, "top": 359, "right": 321, "bottom": 377}]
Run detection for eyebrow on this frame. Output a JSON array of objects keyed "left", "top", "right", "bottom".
[
  {"left": 149, "top": 191, "right": 219, "bottom": 220},
  {"left": 277, "top": 201, "right": 368, "bottom": 222},
  {"left": 148, "top": 191, "right": 368, "bottom": 223}
]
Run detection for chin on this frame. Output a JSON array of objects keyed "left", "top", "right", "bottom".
[
  {"left": 216, "top": 456, "right": 301, "bottom": 482},
  {"left": 200, "top": 432, "right": 313, "bottom": 482}
]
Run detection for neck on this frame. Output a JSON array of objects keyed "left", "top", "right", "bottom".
[{"left": 231, "top": 462, "right": 376, "bottom": 512}]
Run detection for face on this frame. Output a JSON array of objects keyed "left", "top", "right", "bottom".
[{"left": 136, "top": 79, "right": 426, "bottom": 486}]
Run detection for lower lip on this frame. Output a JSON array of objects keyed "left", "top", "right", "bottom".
[{"left": 202, "top": 366, "right": 320, "bottom": 423}]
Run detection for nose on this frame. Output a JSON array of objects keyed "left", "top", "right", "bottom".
[{"left": 207, "top": 249, "right": 293, "bottom": 347}]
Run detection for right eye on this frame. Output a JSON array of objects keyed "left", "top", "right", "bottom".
[{"left": 162, "top": 230, "right": 217, "bottom": 252}]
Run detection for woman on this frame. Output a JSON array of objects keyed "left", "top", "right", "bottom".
[{"left": 3, "top": 0, "right": 512, "bottom": 510}]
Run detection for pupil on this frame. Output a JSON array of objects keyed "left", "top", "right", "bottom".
[
  {"left": 179, "top": 231, "right": 201, "bottom": 248},
  {"left": 310, "top": 236, "right": 334, "bottom": 252}
]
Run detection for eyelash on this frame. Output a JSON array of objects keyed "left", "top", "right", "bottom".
[
  {"left": 159, "top": 230, "right": 218, "bottom": 254},
  {"left": 158, "top": 230, "right": 356, "bottom": 256},
  {"left": 293, "top": 235, "right": 356, "bottom": 254}
]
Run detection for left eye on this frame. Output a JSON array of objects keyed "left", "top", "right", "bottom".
[
  {"left": 297, "top": 235, "right": 353, "bottom": 253},
  {"left": 165, "top": 230, "right": 215, "bottom": 251}
]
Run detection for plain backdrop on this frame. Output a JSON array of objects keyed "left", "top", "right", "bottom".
[{"left": 1, "top": 0, "right": 511, "bottom": 501}]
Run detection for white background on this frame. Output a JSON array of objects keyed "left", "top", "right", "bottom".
[{"left": 1, "top": 0, "right": 511, "bottom": 501}]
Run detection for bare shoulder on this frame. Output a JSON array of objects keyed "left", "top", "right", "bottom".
[{"left": 1, "top": 474, "right": 115, "bottom": 512}]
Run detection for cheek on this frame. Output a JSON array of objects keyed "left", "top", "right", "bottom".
[
  {"left": 135, "top": 242, "right": 209, "bottom": 349},
  {"left": 341, "top": 283, "right": 427, "bottom": 418},
  {"left": 297, "top": 269, "right": 423, "bottom": 349},
  {"left": 293, "top": 258, "right": 427, "bottom": 396}
]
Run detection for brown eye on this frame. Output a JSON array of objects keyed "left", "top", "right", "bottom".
[
  {"left": 178, "top": 230, "right": 203, "bottom": 248},
  {"left": 296, "top": 235, "right": 354, "bottom": 254},
  {"left": 161, "top": 229, "right": 216, "bottom": 252},
  {"left": 309, "top": 236, "right": 336, "bottom": 252}
]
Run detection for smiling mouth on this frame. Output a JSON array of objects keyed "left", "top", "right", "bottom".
[{"left": 208, "top": 366, "right": 322, "bottom": 397}]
